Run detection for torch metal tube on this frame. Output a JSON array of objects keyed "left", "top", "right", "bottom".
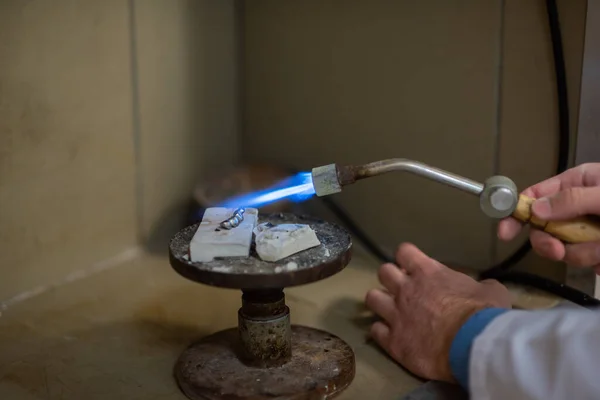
[
  {"left": 312, "top": 159, "right": 484, "bottom": 197},
  {"left": 347, "top": 159, "right": 484, "bottom": 196}
]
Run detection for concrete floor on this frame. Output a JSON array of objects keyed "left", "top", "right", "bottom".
[{"left": 0, "top": 249, "right": 560, "bottom": 399}]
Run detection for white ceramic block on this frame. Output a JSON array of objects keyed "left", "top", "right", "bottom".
[
  {"left": 189, "top": 207, "right": 258, "bottom": 262},
  {"left": 253, "top": 222, "right": 274, "bottom": 236},
  {"left": 255, "top": 224, "right": 321, "bottom": 262}
]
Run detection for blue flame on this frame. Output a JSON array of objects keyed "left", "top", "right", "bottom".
[{"left": 217, "top": 172, "right": 316, "bottom": 209}]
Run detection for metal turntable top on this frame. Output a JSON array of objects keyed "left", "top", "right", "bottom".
[{"left": 169, "top": 213, "right": 352, "bottom": 289}]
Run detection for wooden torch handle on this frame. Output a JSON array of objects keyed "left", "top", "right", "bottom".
[{"left": 512, "top": 194, "right": 600, "bottom": 243}]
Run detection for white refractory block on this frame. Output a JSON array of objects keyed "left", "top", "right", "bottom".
[
  {"left": 255, "top": 224, "right": 321, "bottom": 262},
  {"left": 253, "top": 222, "right": 274, "bottom": 236},
  {"left": 189, "top": 207, "right": 258, "bottom": 263}
]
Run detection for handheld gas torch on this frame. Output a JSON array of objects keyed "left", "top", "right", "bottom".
[{"left": 311, "top": 159, "right": 600, "bottom": 244}]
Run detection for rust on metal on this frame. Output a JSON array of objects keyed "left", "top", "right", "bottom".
[
  {"left": 238, "top": 289, "right": 292, "bottom": 368},
  {"left": 241, "top": 289, "right": 287, "bottom": 317},
  {"left": 335, "top": 165, "right": 358, "bottom": 187},
  {"left": 174, "top": 326, "right": 356, "bottom": 400},
  {"left": 169, "top": 213, "right": 356, "bottom": 399},
  {"left": 238, "top": 311, "right": 291, "bottom": 368},
  {"left": 348, "top": 160, "right": 391, "bottom": 181},
  {"left": 169, "top": 213, "right": 352, "bottom": 290},
  {"left": 336, "top": 162, "right": 386, "bottom": 186}
]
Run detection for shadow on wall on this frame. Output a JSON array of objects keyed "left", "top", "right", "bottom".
[
  {"left": 136, "top": 0, "right": 240, "bottom": 255},
  {"left": 144, "top": 199, "right": 199, "bottom": 255}
]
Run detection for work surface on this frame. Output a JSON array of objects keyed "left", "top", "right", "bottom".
[{"left": 0, "top": 249, "right": 560, "bottom": 399}]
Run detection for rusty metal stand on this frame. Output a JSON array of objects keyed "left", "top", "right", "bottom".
[
  {"left": 238, "top": 289, "right": 291, "bottom": 367},
  {"left": 169, "top": 213, "right": 356, "bottom": 400}
]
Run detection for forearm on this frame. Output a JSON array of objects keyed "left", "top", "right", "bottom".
[{"left": 451, "top": 307, "right": 600, "bottom": 400}]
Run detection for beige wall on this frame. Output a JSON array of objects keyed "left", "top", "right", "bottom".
[
  {"left": 134, "top": 0, "right": 240, "bottom": 250},
  {"left": 242, "top": 0, "right": 586, "bottom": 275},
  {"left": 495, "top": 0, "right": 586, "bottom": 277},
  {"left": 0, "top": 0, "right": 587, "bottom": 301},
  {"left": 0, "top": 0, "right": 239, "bottom": 300}
]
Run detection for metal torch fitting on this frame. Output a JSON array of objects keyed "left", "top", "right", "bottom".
[
  {"left": 479, "top": 176, "right": 519, "bottom": 219},
  {"left": 311, "top": 164, "right": 342, "bottom": 197},
  {"left": 311, "top": 158, "right": 520, "bottom": 220}
]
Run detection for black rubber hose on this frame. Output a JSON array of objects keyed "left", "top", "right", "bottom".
[
  {"left": 319, "top": 0, "right": 600, "bottom": 308},
  {"left": 489, "top": 271, "right": 600, "bottom": 308},
  {"left": 546, "top": 0, "right": 571, "bottom": 170},
  {"left": 319, "top": 196, "right": 395, "bottom": 264},
  {"left": 480, "top": 0, "right": 570, "bottom": 279},
  {"left": 477, "top": 0, "right": 599, "bottom": 308},
  {"left": 190, "top": 0, "right": 596, "bottom": 307}
]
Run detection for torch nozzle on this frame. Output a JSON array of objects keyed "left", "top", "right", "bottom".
[{"left": 311, "top": 158, "right": 484, "bottom": 197}]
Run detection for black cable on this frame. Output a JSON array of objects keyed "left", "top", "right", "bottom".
[
  {"left": 478, "top": 0, "right": 599, "bottom": 308},
  {"left": 318, "top": 0, "right": 600, "bottom": 308},
  {"left": 480, "top": 0, "right": 570, "bottom": 279},
  {"left": 547, "top": 0, "right": 571, "bottom": 170},
  {"left": 320, "top": 196, "right": 395, "bottom": 264},
  {"left": 190, "top": 0, "right": 597, "bottom": 307},
  {"left": 488, "top": 271, "right": 600, "bottom": 308}
]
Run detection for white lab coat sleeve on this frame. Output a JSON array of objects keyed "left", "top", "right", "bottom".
[{"left": 469, "top": 308, "right": 600, "bottom": 400}]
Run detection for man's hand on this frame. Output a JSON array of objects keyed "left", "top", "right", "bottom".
[
  {"left": 498, "top": 163, "right": 600, "bottom": 271},
  {"left": 365, "top": 243, "right": 511, "bottom": 382}
]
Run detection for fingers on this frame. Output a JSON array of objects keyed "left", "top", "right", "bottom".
[
  {"left": 524, "top": 175, "right": 567, "bottom": 199},
  {"left": 529, "top": 229, "right": 566, "bottom": 261},
  {"left": 365, "top": 288, "right": 397, "bottom": 323},
  {"left": 378, "top": 263, "right": 408, "bottom": 295},
  {"left": 370, "top": 321, "right": 390, "bottom": 351},
  {"left": 526, "top": 164, "right": 597, "bottom": 198},
  {"left": 580, "top": 163, "right": 600, "bottom": 186},
  {"left": 532, "top": 187, "right": 600, "bottom": 220},
  {"left": 395, "top": 243, "right": 435, "bottom": 274},
  {"left": 498, "top": 164, "right": 600, "bottom": 242},
  {"left": 496, "top": 186, "right": 548, "bottom": 242},
  {"left": 563, "top": 242, "right": 600, "bottom": 267},
  {"left": 498, "top": 218, "right": 523, "bottom": 241},
  {"left": 529, "top": 229, "right": 600, "bottom": 267}
]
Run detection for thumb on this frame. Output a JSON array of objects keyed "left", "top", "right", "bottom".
[{"left": 532, "top": 187, "right": 600, "bottom": 220}]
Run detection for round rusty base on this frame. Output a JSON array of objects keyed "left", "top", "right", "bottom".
[{"left": 174, "top": 325, "right": 356, "bottom": 400}]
